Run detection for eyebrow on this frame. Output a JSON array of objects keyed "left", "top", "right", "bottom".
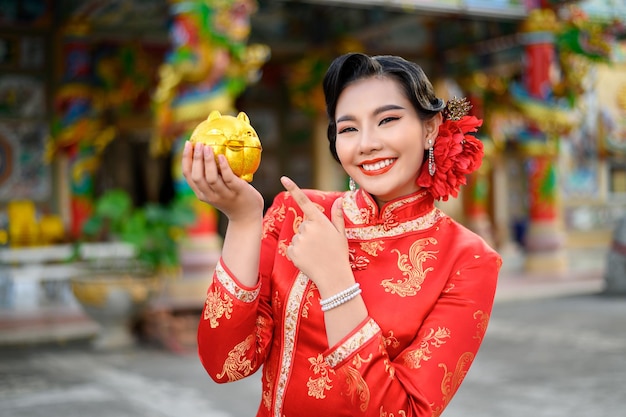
[{"left": 336, "top": 104, "right": 406, "bottom": 124}]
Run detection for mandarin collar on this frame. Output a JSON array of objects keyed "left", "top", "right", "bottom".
[{"left": 343, "top": 188, "right": 435, "bottom": 229}]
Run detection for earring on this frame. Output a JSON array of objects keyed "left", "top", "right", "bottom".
[
  {"left": 428, "top": 139, "right": 436, "bottom": 176},
  {"left": 349, "top": 177, "right": 357, "bottom": 192}
]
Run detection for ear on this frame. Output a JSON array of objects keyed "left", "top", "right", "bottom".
[
  {"left": 208, "top": 110, "right": 222, "bottom": 121},
  {"left": 423, "top": 113, "right": 443, "bottom": 150},
  {"left": 237, "top": 111, "right": 250, "bottom": 124}
]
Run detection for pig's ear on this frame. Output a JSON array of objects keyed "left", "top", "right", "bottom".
[
  {"left": 208, "top": 110, "right": 222, "bottom": 121},
  {"left": 237, "top": 111, "right": 250, "bottom": 124}
]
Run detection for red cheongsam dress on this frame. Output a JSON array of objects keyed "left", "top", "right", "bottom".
[{"left": 198, "top": 188, "right": 502, "bottom": 417}]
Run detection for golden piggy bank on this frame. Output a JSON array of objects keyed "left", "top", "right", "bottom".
[{"left": 189, "top": 110, "right": 262, "bottom": 182}]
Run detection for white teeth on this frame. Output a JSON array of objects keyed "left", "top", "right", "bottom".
[{"left": 362, "top": 159, "right": 394, "bottom": 171}]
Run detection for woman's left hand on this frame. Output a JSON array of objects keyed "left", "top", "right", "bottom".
[{"left": 280, "top": 176, "right": 354, "bottom": 298}]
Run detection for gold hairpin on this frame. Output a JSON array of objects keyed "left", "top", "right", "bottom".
[{"left": 444, "top": 97, "right": 472, "bottom": 121}]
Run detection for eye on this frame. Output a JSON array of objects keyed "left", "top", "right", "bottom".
[
  {"left": 379, "top": 116, "right": 399, "bottom": 126},
  {"left": 337, "top": 126, "right": 357, "bottom": 134}
]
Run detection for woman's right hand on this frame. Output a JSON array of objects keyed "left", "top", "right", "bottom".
[{"left": 181, "top": 141, "right": 264, "bottom": 223}]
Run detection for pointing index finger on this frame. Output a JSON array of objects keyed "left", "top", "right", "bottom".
[{"left": 281, "top": 176, "right": 321, "bottom": 219}]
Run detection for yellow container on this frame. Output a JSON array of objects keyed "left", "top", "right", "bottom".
[{"left": 189, "top": 110, "right": 262, "bottom": 182}]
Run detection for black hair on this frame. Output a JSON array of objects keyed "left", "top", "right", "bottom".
[{"left": 322, "top": 52, "right": 445, "bottom": 162}]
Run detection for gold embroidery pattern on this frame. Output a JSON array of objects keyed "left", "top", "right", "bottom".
[
  {"left": 343, "top": 354, "right": 372, "bottom": 412},
  {"left": 342, "top": 193, "right": 374, "bottom": 225},
  {"left": 381, "top": 238, "right": 438, "bottom": 297},
  {"left": 306, "top": 354, "right": 335, "bottom": 399},
  {"left": 358, "top": 207, "right": 373, "bottom": 223},
  {"left": 473, "top": 310, "right": 490, "bottom": 341},
  {"left": 381, "top": 209, "right": 399, "bottom": 231},
  {"left": 262, "top": 365, "right": 275, "bottom": 410},
  {"left": 302, "top": 285, "right": 315, "bottom": 318},
  {"left": 432, "top": 352, "right": 475, "bottom": 417},
  {"left": 273, "top": 272, "right": 310, "bottom": 417},
  {"left": 215, "top": 262, "right": 260, "bottom": 303},
  {"left": 272, "top": 291, "right": 282, "bottom": 313},
  {"left": 379, "top": 337, "right": 395, "bottom": 378},
  {"left": 349, "top": 248, "right": 370, "bottom": 270},
  {"left": 203, "top": 286, "right": 232, "bottom": 328},
  {"left": 288, "top": 207, "right": 303, "bottom": 234},
  {"left": 442, "top": 282, "right": 455, "bottom": 293},
  {"left": 379, "top": 406, "right": 408, "bottom": 417},
  {"left": 216, "top": 334, "right": 256, "bottom": 381},
  {"left": 403, "top": 327, "right": 451, "bottom": 369},
  {"left": 344, "top": 190, "right": 427, "bottom": 223},
  {"left": 278, "top": 239, "right": 289, "bottom": 257},
  {"left": 326, "top": 319, "right": 381, "bottom": 368},
  {"left": 384, "top": 191, "right": 428, "bottom": 213},
  {"left": 262, "top": 203, "right": 286, "bottom": 238},
  {"left": 382, "top": 331, "right": 400, "bottom": 350},
  {"left": 360, "top": 240, "right": 384, "bottom": 256},
  {"left": 255, "top": 316, "right": 270, "bottom": 354},
  {"left": 345, "top": 209, "right": 445, "bottom": 240}
]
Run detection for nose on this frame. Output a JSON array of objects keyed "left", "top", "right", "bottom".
[{"left": 358, "top": 127, "right": 382, "bottom": 154}]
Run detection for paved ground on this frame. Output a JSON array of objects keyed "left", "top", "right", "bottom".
[{"left": 1, "top": 283, "right": 625, "bottom": 417}]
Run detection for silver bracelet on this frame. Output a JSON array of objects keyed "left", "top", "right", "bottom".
[{"left": 320, "top": 283, "right": 361, "bottom": 312}]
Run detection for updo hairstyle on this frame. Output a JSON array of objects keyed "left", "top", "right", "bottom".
[{"left": 322, "top": 52, "right": 445, "bottom": 162}]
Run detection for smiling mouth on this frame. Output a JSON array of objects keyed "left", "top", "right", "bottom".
[{"left": 360, "top": 158, "right": 396, "bottom": 174}]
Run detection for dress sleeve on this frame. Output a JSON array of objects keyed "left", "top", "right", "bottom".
[
  {"left": 323, "top": 250, "right": 502, "bottom": 416},
  {"left": 197, "top": 193, "right": 288, "bottom": 383}
]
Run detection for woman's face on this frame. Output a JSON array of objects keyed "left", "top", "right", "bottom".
[{"left": 334, "top": 76, "right": 439, "bottom": 206}]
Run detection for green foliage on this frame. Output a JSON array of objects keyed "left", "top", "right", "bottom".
[{"left": 81, "top": 189, "right": 197, "bottom": 273}]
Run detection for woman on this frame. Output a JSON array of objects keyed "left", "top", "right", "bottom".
[{"left": 182, "top": 52, "right": 501, "bottom": 417}]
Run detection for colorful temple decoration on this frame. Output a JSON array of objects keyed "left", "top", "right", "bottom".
[
  {"left": 151, "top": 0, "right": 270, "bottom": 155},
  {"left": 512, "top": 3, "right": 620, "bottom": 270},
  {"left": 46, "top": 24, "right": 166, "bottom": 238},
  {"left": 46, "top": 31, "right": 116, "bottom": 238},
  {"left": 151, "top": 0, "right": 270, "bottom": 237}
]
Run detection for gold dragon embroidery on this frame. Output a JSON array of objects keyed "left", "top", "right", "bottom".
[
  {"left": 203, "top": 286, "right": 233, "bottom": 328},
  {"left": 342, "top": 357, "right": 372, "bottom": 412},
  {"left": 403, "top": 327, "right": 451, "bottom": 369},
  {"left": 381, "top": 237, "right": 438, "bottom": 297},
  {"left": 216, "top": 334, "right": 257, "bottom": 381},
  {"left": 262, "top": 203, "right": 286, "bottom": 238},
  {"left": 306, "top": 354, "right": 335, "bottom": 399},
  {"left": 473, "top": 310, "right": 490, "bottom": 341},
  {"left": 431, "top": 352, "right": 475, "bottom": 417}
]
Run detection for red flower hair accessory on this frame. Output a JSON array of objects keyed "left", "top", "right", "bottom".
[{"left": 416, "top": 97, "right": 484, "bottom": 201}]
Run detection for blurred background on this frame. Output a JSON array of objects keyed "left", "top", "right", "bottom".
[{"left": 0, "top": 0, "right": 625, "bottom": 362}]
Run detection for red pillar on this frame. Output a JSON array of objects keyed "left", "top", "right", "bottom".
[{"left": 519, "top": 8, "right": 568, "bottom": 273}]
